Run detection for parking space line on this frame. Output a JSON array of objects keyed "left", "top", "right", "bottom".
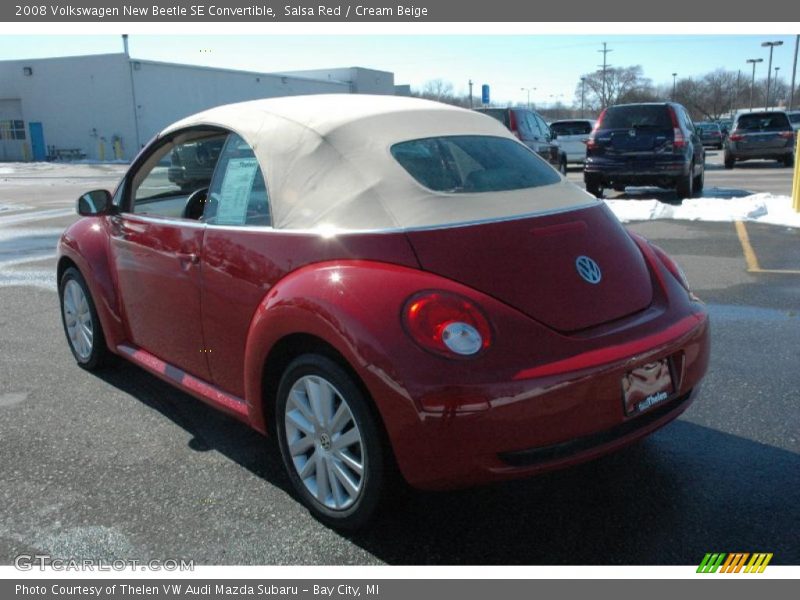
[{"left": 734, "top": 220, "right": 800, "bottom": 275}]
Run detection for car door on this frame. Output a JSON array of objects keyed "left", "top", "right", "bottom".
[
  {"left": 108, "top": 128, "right": 227, "bottom": 380},
  {"left": 198, "top": 133, "right": 276, "bottom": 397},
  {"left": 681, "top": 107, "right": 703, "bottom": 172}
]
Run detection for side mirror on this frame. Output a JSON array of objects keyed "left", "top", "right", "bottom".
[
  {"left": 77, "top": 190, "right": 113, "bottom": 216},
  {"left": 550, "top": 131, "right": 558, "bottom": 140}
]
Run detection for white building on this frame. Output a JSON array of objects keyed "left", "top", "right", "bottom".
[{"left": 0, "top": 51, "right": 396, "bottom": 161}]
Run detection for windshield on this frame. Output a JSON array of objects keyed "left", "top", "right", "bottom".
[
  {"left": 736, "top": 113, "right": 791, "bottom": 131},
  {"left": 551, "top": 121, "right": 594, "bottom": 136},
  {"left": 601, "top": 105, "right": 673, "bottom": 130},
  {"left": 391, "top": 135, "right": 561, "bottom": 193}
]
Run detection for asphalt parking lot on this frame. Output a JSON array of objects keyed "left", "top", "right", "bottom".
[{"left": 0, "top": 160, "right": 798, "bottom": 565}]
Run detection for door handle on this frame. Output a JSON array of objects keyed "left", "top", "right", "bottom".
[{"left": 176, "top": 252, "right": 200, "bottom": 265}]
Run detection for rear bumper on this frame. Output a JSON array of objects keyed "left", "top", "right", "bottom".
[
  {"left": 584, "top": 158, "right": 689, "bottom": 185},
  {"left": 726, "top": 145, "right": 792, "bottom": 160},
  {"left": 387, "top": 309, "right": 710, "bottom": 490}
]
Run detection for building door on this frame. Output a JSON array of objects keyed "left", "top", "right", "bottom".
[
  {"left": 0, "top": 99, "right": 25, "bottom": 161},
  {"left": 29, "top": 122, "right": 45, "bottom": 161}
]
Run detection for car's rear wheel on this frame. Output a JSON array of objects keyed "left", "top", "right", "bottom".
[
  {"left": 585, "top": 175, "right": 604, "bottom": 198},
  {"left": 782, "top": 153, "right": 794, "bottom": 168},
  {"left": 59, "top": 266, "right": 109, "bottom": 370},
  {"left": 275, "top": 354, "right": 384, "bottom": 530},
  {"left": 724, "top": 153, "right": 735, "bottom": 169},
  {"left": 676, "top": 164, "right": 694, "bottom": 200},
  {"left": 558, "top": 155, "right": 568, "bottom": 176},
  {"left": 693, "top": 164, "right": 705, "bottom": 195}
]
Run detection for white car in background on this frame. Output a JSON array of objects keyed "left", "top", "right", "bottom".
[
  {"left": 550, "top": 119, "right": 596, "bottom": 165},
  {"left": 787, "top": 110, "right": 800, "bottom": 132}
]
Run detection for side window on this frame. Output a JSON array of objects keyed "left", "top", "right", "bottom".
[
  {"left": 203, "top": 134, "right": 271, "bottom": 227},
  {"left": 535, "top": 114, "right": 551, "bottom": 139},
  {"left": 130, "top": 133, "right": 226, "bottom": 218},
  {"left": 524, "top": 112, "right": 541, "bottom": 137}
]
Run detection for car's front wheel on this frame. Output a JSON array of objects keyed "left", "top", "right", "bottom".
[
  {"left": 275, "top": 354, "right": 385, "bottom": 530},
  {"left": 59, "top": 266, "right": 109, "bottom": 370}
]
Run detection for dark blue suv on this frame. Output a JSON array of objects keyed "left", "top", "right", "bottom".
[{"left": 584, "top": 102, "right": 705, "bottom": 199}]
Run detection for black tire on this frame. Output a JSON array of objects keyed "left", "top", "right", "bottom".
[
  {"left": 275, "top": 354, "right": 385, "bottom": 531},
  {"left": 724, "top": 153, "right": 735, "bottom": 169},
  {"left": 585, "top": 175, "right": 604, "bottom": 198},
  {"left": 558, "top": 155, "right": 568, "bottom": 176},
  {"left": 676, "top": 164, "right": 694, "bottom": 200},
  {"left": 58, "top": 266, "right": 110, "bottom": 370},
  {"left": 693, "top": 163, "right": 705, "bottom": 195},
  {"left": 782, "top": 153, "right": 794, "bottom": 168},
  {"left": 612, "top": 184, "right": 626, "bottom": 192}
]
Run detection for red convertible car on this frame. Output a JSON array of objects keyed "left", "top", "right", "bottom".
[{"left": 58, "top": 95, "right": 710, "bottom": 529}]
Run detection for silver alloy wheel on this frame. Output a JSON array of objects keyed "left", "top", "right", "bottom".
[
  {"left": 284, "top": 375, "right": 365, "bottom": 510},
  {"left": 62, "top": 279, "right": 93, "bottom": 361}
]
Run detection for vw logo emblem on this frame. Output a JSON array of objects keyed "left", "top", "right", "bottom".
[{"left": 575, "top": 255, "right": 602, "bottom": 284}]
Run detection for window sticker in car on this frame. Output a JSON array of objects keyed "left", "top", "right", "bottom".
[{"left": 214, "top": 157, "right": 259, "bottom": 225}]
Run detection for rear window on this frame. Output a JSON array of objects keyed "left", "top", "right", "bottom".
[
  {"left": 696, "top": 123, "right": 719, "bottom": 132},
  {"left": 600, "top": 105, "right": 673, "bottom": 130},
  {"left": 391, "top": 135, "right": 561, "bottom": 193},
  {"left": 735, "top": 112, "right": 791, "bottom": 131},
  {"left": 476, "top": 109, "right": 511, "bottom": 129},
  {"left": 551, "top": 121, "right": 593, "bottom": 136}
]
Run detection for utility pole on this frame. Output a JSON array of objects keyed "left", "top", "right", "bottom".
[
  {"left": 747, "top": 58, "right": 763, "bottom": 111},
  {"left": 598, "top": 42, "right": 613, "bottom": 109},
  {"left": 774, "top": 67, "right": 781, "bottom": 107},
  {"left": 672, "top": 73, "right": 678, "bottom": 100},
  {"left": 468, "top": 79, "right": 474, "bottom": 109},
  {"left": 762, "top": 40, "right": 784, "bottom": 110},
  {"left": 791, "top": 35, "right": 799, "bottom": 110},
  {"left": 580, "top": 77, "right": 586, "bottom": 118}
]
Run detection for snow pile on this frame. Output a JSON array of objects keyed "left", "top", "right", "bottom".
[{"left": 605, "top": 193, "right": 800, "bottom": 229}]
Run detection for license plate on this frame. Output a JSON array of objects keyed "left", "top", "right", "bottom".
[{"left": 622, "top": 358, "right": 674, "bottom": 416}]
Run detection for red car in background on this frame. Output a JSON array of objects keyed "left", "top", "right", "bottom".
[{"left": 58, "top": 95, "right": 710, "bottom": 529}]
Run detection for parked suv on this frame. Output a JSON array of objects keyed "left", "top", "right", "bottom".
[
  {"left": 584, "top": 102, "right": 705, "bottom": 199},
  {"left": 695, "top": 122, "right": 724, "bottom": 149},
  {"left": 550, "top": 119, "right": 596, "bottom": 165},
  {"left": 724, "top": 111, "right": 795, "bottom": 169},
  {"left": 476, "top": 107, "right": 568, "bottom": 174}
]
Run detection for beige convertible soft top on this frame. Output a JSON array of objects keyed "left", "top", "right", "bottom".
[{"left": 162, "top": 94, "right": 595, "bottom": 231}]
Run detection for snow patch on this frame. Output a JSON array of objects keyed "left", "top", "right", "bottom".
[{"left": 605, "top": 193, "right": 800, "bottom": 229}]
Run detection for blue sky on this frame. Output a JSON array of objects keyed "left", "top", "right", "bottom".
[{"left": 1, "top": 34, "right": 797, "bottom": 105}]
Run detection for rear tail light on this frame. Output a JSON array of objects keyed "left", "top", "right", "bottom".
[
  {"left": 667, "top": 106, "right": 686, "bottom": 149},
  {"left": 779, "top": 131, "right": 795, "bottom": 140},
  {"left": 508, "top": 111, "right": 521, "bottom": 139},
  {"left": 403, "top": 291, "right": 492, "bottom": 358},
  {"left": 728, "top": 131, "right": 744, "bottom": 142},
  {"left": 650, "top": 243, "right": 690, "bottom": 291},
  {"left": 585, "top": 109, "right": 606, "bottom": 150}
]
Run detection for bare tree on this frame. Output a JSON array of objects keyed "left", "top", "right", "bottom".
[
  {"left": 574, "top": 66, "right": 656, "bottom": 111},
  {"left": 419, "top": 79, "right": 455, "bottom": 102}
]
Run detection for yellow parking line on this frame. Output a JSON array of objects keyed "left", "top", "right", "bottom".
[{"left": 735, "top": 220, "right": 800, "bottom": 275}]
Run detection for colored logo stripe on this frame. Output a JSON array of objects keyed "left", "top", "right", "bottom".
[{"left": 697, "top": 553, "right": 773, "bottom": 573}]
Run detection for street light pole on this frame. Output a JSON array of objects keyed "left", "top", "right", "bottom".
[
  {"left": 762, "top": 40, "right": 784, "bottom": 110},
  {"left": 774, "top": 67, "right": 781, "bottom": 107},
  {"left": 520, "top": 87, "right": 536, "bottom": 110},
  {"left": 791, "top": 35, "right": 799, "bottom": 110},
  {"left": 672, "top": 73, "right": 677, "bottom": 100},
  {"left": 580, "top": 77, "right": 586, "bottom": 118},
  {"left": 468, "top": 79, "right": 474, "bottom": 109},
  {"left": 747, "top": 58, "right": 764, "bottom": 111}
]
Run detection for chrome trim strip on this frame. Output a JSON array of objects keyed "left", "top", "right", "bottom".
[{"left": 117, "top": 201, "right": 599, "bottom": 236}]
